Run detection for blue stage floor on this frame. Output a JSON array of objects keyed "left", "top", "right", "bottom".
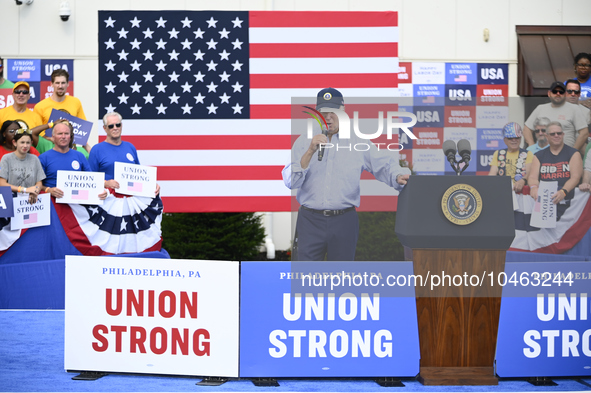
[{"left": 0, "top": 310, "right": 589, "bottom": 392}]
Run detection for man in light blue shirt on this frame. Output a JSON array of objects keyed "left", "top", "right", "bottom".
[
  {"left": 526, "top": 117, "right": 550, "bottom": 154},
  {"left": 282, "top": 88, "right": 411, "bottom": 261}
]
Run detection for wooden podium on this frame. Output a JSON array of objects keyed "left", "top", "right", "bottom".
[{"left": 395, "top": 176, "right": 515, "bottom": 385}]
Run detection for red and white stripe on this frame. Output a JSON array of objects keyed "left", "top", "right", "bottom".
[{"left": 101, "top": 11, "right": 399, "bottom": 212}]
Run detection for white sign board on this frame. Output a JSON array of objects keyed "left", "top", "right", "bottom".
[
  {"left": 530, "top": 181, "right": 557, "bottom": 229},
  {"left": 11, "top": 193, "right": 51, "bottom": 230},
  {"left": 114, "top": 162, "right": 157, "bottom": 197},
  {"left": 56, "top": 170, "right": 105, "bottom": 205},
  {"left": 65, "top": 256, "right": 239, "bottom": 377}
]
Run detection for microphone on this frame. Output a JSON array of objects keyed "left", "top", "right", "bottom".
[
  {"left": 457, "top": 139, "right": 471, "bottom": 175},
  {"left": 442, "top": 140, "right": 457, "bottom": 165},
  {"left": 457, "top": 139, "right": 471, "bottom": 163},
  {"left": 318, "top": 126, "right": 328, "bottom": 161}
]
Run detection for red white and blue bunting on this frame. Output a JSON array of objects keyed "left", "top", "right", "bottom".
[{"left": 0, "top": 194, "right": 163, "bottom": 259}]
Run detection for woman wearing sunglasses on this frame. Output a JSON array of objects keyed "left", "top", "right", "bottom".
[
  {"left": 529, "top": 122, "right": 583, "bottom": 219},
  {"left": 0, "top": 120, "right": 41, "bottom": 160},
  {"left": 571, "top": 53, "right": 591, "bottom": 109},
  {"left": 0, "top": 128, "right": 46, "bottom": 205}
]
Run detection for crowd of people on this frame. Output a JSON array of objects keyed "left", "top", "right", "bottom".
[
  {"left": 489, "top": 52, "right": 591, "bottom": 219},
  {"left": 2, "top": 52, "right": 591, "bottom": 258},
  {"left": 0, "top": 67, "right": 157, "bottom": 209}
]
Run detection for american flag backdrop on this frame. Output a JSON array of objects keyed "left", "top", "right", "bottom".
[{"left": 98, "top": 11, "right": 399, "bottom": 212}]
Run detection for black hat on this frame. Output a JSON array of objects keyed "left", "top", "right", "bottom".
[
  {"left": 549, "top": 81, "right": 566, "bottom": 92},
  {"left": 316, "top": 87, "right": 344, "bottom": 110}
]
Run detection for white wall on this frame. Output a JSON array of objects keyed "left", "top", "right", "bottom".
[{"left": 2, "top": 0, "right": 589, "bottom": 251}]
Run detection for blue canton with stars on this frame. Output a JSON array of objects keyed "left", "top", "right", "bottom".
[
  {"left": 84, "top": 195, "right": 163, "bottom": 236},
  {"left": 98, "top": 11, "right": 250, "bottom": 119}
]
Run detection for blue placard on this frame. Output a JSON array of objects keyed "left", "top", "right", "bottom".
[
  {"left": 445, "top": 63, "right": 477, "bottom": 85},
  {"left": 476, "top": 150, "right": 495, "bottom": 172},
  {"left": 445, "top": 84, "right": 476, "bottom": 106},
  {"left": 0, "top": 187, "right": 14, "bottom": 218},
  {"left": 40, "top": 60, "right": 74, "bottom": 81},
  {"left": 477, "top": 63, "right": 509, "bottom": 85},
  {"left": 414, "top": 106, "right": 444, "bottom": 128},
  {"left": 239, "top": 261, "right": 420, "bottom": 378},
  {"left": 496, "top": 262, "right": 591, "bottom": 377},
  {"left": 413, "top": 84, "right": 445, "bottom": 107},
  {"left": 7, "top": 59, "right": 41, "bottom": 82},
  {"left": 47, "top": 109, "right": 93, "bottom": 146},
  {"left": 24, "top": 82, "right": 41, "bottom": 105},
  {"left": 477, "top": 128, "right": 504, "bottom": 150}
]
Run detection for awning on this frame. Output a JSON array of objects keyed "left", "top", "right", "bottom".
[{"left": 517, "top": 26, "right": 591, "bottom": 96}]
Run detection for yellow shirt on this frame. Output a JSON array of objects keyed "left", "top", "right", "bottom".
[
  {"left": 0, "top": 105, "right": 43, "bottom": 131},
  {"left": 34, "top": 95, "right": 86, "bottom": 123},
  {"left": 491, "top": 149, "right": 533, "bottom": 181}
]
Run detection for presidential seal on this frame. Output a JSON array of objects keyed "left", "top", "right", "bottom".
[{"left": 441, "top": 184, "right": 482, "bottom": 225}]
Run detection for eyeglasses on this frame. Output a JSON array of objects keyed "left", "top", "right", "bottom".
[
  {"left": 13, "top": 90, "right": 29, "bottom": 95},
  {"left": 534, "top": 128, "right": 546, "bottom": 133},
  {"left": 506, "top": 137, "right": 521, "bottom": 141},
  {"left": 106, "top": 123, "right": 122, "bottom": 129},
  {"left": 566, "top": 89, "right": 581, "bottom": 94},
  {"left": 548, "top": 131, "right": 563, "bottom": 136},
  {"left": 576, "top": 63, "right": 591, "bottom": 68},
  {"left": 15, "top": 128, "right": 32, "bottom": 135},
  {"left": 551, "top": 89, "right": 565, "bottom": 95}
]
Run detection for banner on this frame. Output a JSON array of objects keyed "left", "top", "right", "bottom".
[
  {"left": 5, "top": 59, "right": 74, "bottom": 106},
  {"left": 530, "top": 181, "right": 558, "bottom": 229},
  {"left": 98, "top": 10, "right": 399, "bottom": 212},
  {"left": 114, "top": 162, "right": 157, "bottom": 198},
  {"left": 240, "top": 261, "right": 420, "bottom": 377},
  {"left": 0, "top": 187, "right": 14, "bottom": 218},
  {"left": 496, "top": 261, "right": 591, "bottom": 377},
  {"left": 511, "top": 190, "right": 591, "bottom": 253},
  {"left": 47, "top": 109, "right": 93, "bottom": 146},
  {"left": 65, "top": 256, "right": 239, "bottom": 377},
  {"left": 11, "top": 194, "right": 51, "bottom": 230},
  {"left": 56, "top": 170, "right": 105, "bottom": 205}
]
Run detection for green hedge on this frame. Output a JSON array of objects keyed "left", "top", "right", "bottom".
[
  {"left": 161, "top": 213, "right": 265, "bottom": 261},
  {"left": 355, "top": 212, "right": 405, "bottom": 261}
]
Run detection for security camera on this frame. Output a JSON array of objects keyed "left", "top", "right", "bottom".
[
  {"left": 59, "top": 0, "right": 71, "bottom": 22},
  {"left": 15, "top": 0, "right": 23, "bottom": 5}
]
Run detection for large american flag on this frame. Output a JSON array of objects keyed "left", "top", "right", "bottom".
[{"left": 98, "top": 11, "right": 399, "bottom": 212}]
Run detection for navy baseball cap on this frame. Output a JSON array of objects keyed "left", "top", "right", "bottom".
[
  {"left": 549, "top": 81, "right": 566, "bottom": 92},
  {"left": 316, "top": 87, "right": 344, "bottom": 110}
]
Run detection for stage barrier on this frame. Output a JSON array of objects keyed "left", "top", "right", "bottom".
[{"left": 2, "top": 256, "right": 590, "bottom": 378}]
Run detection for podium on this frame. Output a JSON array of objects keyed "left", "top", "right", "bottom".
[{"left": 395, "top": 176, "right": 514, "bottom": 385}]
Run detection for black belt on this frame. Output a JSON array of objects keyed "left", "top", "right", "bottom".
[{"left": 301, "top": 206, "right": 355, "bottom": 217}]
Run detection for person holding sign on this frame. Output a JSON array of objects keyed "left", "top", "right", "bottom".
[
  {"left": 39, "top": 120, "right": 107, "bottom": 200},
  {"left": 529, "top": 122, "right": 583, "bottom": 218},
  {"left": 0, "top": 129, "right": 45, "bottom": 205},
  {"left": 33, "top": 69, "right": 90, "bottom": 155},
  {"left": 32, "top": 114, "right": 91, "bottom": 159},
  {"left": 488, "top": 122, "right": 533, "bottom": 193},
  {"left": 89, "top": 112, "right": 160, "bottom": 195},
  {"left": 0, "top": 121, "right": 40, "bottom": 159}
]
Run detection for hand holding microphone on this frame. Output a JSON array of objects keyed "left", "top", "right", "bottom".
[{"left": 318, "top": 126, "right": 329, "bottom": 161}]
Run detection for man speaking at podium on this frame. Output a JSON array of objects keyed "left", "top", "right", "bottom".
[{"left": 282, "top": 88, "right": 411, "bottom": 261}]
